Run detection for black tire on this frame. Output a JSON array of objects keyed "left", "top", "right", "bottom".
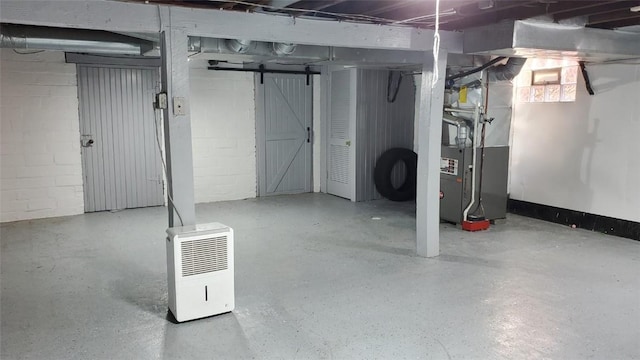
[{"left": 374, "top": 148, "right": 417, "bottom": 202}]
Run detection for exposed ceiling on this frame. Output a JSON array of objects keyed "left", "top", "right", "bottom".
[{"left": 136, "top": 0, "right": 640, "bottom": 30}]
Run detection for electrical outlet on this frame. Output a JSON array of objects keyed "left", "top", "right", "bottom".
[{"left": 173, "top": 97, "right": 187, "bottom": 116}]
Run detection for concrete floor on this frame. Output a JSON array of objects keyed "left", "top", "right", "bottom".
[{"left": 1, "top": 193, "right": 638, "bottom": 360}]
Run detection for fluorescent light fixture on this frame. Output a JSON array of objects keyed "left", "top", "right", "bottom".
[{"left": 631, "top": 5, "right": 640, "bottom": 12}]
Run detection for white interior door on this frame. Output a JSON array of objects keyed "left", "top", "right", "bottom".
[
  {"left": 326, "top": 69, "right": 356, "bottom": 200},
  {"left": 77, "top": 66, "right": 164, "bottom": 212},
  {"left": 256, "top": 73, "right": 313, "bottom": 196}
]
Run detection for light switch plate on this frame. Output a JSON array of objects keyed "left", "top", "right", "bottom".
[{"left": 173, "top": 97, "right": 187, "bottom": 116}]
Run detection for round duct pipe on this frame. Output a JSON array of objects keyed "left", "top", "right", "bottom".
[
  {"left": 225, "top": 39, "right": 255, "bottom": 54},
  {"left": 273, "top": 42, "right": 297, "bottom": 56},
  {"left": 487, "top": 57, "right": 526, "bottom": 82}
]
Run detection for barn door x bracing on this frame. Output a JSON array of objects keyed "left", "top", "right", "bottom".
[
  {"left": 77, "top": 66, "right": 164, "bottom": 212},
  {"left": 256, "top": 73, "right": 312, "bottom": 196}
]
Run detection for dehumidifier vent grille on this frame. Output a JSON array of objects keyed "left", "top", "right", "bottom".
[{"left": 181, "top": 236, "right": 228, "bottom": 277}]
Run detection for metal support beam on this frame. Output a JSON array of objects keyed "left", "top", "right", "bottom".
[
  {"left": 416, "top": 50, "right": 447, "bottom": 258},
  {"left": 160, "top": 24, "right": 196, "bottom": 227}
]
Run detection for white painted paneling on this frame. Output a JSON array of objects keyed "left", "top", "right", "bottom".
[
  {"left": 355, "top": 69, "right": 415, "bottom": 201},
  {"left": 77, "top": 66, "right": 164, "bottom": 212},
  {"left": 0, "top": 50, "right": 84, "bottom": 222},
  {"left": 189, "top": 61, "right": 257, "bottom": 203},
  {"left": 510, "top": 63, "right": 640, "bottom": 222},
  {"left": 327, "top": 68, "right": 356, "bottom": 200}
]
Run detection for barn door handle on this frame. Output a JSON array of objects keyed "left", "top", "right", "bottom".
[{"left": 306, "top": 127, "right": 311, "bottom": 143}]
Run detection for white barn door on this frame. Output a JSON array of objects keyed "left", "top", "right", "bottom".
[
  {"left": 77, "top": 66, "right": 164, "bottom": 212},
  {"left": 256, "top": 73, "right": 313, "bottom": 196}
]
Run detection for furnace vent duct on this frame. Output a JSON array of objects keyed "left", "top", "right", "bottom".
[
  {"left": 463, "top": 20, "right": 640, "bottom": 62},
  {"left": 443, "top": 113, "right": 469, "bottom": 149},
  {"left": 225, "top": 39, "right": 255, "bottom": 54},
  {"left": 487, "top": 57, "right": 526, "bottom": 82},
  {"left": 446, "top": 56, "right": 524, "bottom": 83},
  {"left": 273, "top": 42, "right": 297, "bottom": 56}
]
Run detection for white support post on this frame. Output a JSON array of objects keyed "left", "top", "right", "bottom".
[
  {"left": 160, "top": 26, "right": 196, "bottom": 227},
  {"left": 416, "top": 50, "right": 448, "bottom": 257}
]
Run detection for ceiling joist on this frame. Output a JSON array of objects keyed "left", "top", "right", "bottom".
[
  {"left": 588, "top": 8, "right": 640, "bottom": 25},
  {"left": 553, "top": 0, "right": 639, "bottom": 21}
]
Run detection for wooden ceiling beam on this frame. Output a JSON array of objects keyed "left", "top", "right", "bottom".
[
  {"left": 553, "top": 0, "right": 638, "bottom": 21},
  {"left": 588, "top": 9, "right": 640, "bottom": 25},
  {"left": 291, "top": 0, "right": 349, "bottom": 12},
  {"left": 588, "top": 15, "right": 640, "bottom": 28},
  {"left": 440, "top": 0, "right": 628, "bottom": 30},
  {"left": 365, "top": 0, "right": 423, "bottom": 17}
]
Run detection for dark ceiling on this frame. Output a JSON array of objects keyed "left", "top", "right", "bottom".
[{"left": 139, "top": 0, "right": 640, "bottom": 30}]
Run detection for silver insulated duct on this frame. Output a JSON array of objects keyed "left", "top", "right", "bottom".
[
  {"left": 225, "top": 39, "right": 255, "bottom": 54},
  {"left": 0, "top": 24, "right": 154, "bottom": 55},
  {"left": 488, "top": 57, "right": 526, "bottom": 82},
  {"left": 464, "top": 20, "right": 640, "bottom": 62}
]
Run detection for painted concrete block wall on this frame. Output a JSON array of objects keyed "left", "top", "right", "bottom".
[
  {"left": 510, "top": 63, "right": 640, "bottom": 222},
  {"left": 189, "top": 61, "right": 257, "bottom": 203},
  {"left": 0, "top": 50, "right": 84, "bottom": 222}
]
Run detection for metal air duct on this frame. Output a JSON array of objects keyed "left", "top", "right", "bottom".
[
  {"left": 464, "top": 20, "right": 640, "bottom": 62},
  {"left": 272, "top": 42, "right": 296, "bottom": 56},
  {"left": 0, "top": 24, "right": 153, "bottom": 55},
  {"left": 224, "top": 39, "right": 255, "bottom": 54},
  {"left": 487, "top": 57, "right": 526, "bottom": 81}
]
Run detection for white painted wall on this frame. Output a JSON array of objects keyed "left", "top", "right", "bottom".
[
  {"left": 189, "top": 60, "right": 257, "bottom": 203},
  {"left": 510, "top": 63, "right": 640, "bottom": 222},
  {"left": 0, "top": 53, "right": 321, "bottom": 222},
  {"left": 0, "top": 50, "right": 84, "bottom": 222}
]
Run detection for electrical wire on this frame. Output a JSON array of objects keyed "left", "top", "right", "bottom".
[
  {"left": 153, "top": 108, "right": 185, "bottom": 227},
  {"left": 431, "top": 0, "right": 441, "bottom": 88},
  {"left": 386, "top": 71, "right": 403, "bottom": 103}
]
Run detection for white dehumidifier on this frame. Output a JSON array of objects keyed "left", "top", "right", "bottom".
[{"left": 166, "top": 222, "right": 234, "bottom": 322}]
